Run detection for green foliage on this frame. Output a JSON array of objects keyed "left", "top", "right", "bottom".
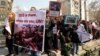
[{"left": 61, "top": 43, "right": 72, "bottom": 56}]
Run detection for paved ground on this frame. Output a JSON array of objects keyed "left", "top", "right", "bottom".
[
  {"left": 0, "top": 47, "right": 30, "bottom": 56},
  {"left": 0, "top": 47, "right": 61, "bottom": 56},
  {"left": 0, "top": 35, "right": 61, "bottom": 56},
  {"left": 0, "top": 38, "right": 100, "bottom": 56},
  {"left": 0, "top": 49, "right": 32, "bottom": 56},
  {"left": 0, "top": 47, "right": 8, "bottom": 56}
]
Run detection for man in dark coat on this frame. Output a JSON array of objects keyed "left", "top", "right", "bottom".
[
  {"left": 69, "top": 25, "right": 80, "bottom": 56},
  {"left": 3, "top": 11, "right": 18, "bottom": 56}
]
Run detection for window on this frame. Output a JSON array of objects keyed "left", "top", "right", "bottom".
[
  {"left": 0, "top": 14, "right": 6, "bottom": 19},
  {"left": 2, "top": 14, "right": 5, "bottom": 18},
  {"left": 0, "top": 14, "right": 3, "bottom": 18},
  {"left": 8, "top": 8, "right": 11, "bottom": 10},
  {"left": 1, "top": 1, "right": 6, "bottom": 5},
  {"left": 0, "top": 7, "right": 6, "bottom": 11}
]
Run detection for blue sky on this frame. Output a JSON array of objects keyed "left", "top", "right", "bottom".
[
  {"left": 12, "top": 0, "right": 57, "bottom": 12},
  {"left": 12, "top": 0, "right": 92, "bottom": 12}
]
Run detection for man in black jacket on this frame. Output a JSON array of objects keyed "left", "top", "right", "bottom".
[
  {"left": 3, "top": 11, "right": 18, "bottom": 56},
  {"left": 69, "top": 25, "right": 80, "bottom": 56}
]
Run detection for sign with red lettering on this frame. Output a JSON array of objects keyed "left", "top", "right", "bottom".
[
  {"left": 49, "top": 1, "right": 61, "bottom": 17},
  {"left": 14, "top": 11, "right": 46, "bottom": 52}
]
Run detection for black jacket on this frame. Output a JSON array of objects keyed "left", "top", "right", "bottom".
[{"left": 70, "top": 31, "right": 80, "bottom": 43}]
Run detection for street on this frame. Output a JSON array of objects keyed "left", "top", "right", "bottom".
[
  {"left": 0, "top": 47, "right": 30, "bottom": 56},
  {"left": 0, "top": 47, "right": 8, "bottom": 56},
  {"left": 0, "top": 47, "right": 61, "bottom": 56}
]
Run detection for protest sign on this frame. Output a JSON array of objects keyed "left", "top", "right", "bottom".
[
  {"left": 64, "top": 16, "right": 78, "bottom": 25},
  {"left": 49, "top": 1, "right": 61, "bottom": 17},
  {"left": 14, "top": 10, "right": 45, "bottom": 51}
]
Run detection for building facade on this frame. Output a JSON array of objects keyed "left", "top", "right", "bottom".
[
  {"left": 71, "top": 0, "right": 80, "bottom": 16},
  {"left": 0, "top": 0, "right": 13, "bottom": 27},
  {"left": 58, "top": 0, "right": 80, "bottom": 17},
  {"left": 81, "top": 0, "right": 86, "bottom": 20}
]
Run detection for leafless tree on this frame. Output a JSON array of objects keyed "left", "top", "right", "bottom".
[{"left": 88, "top": 0, "right": 100, "bottom": 25}]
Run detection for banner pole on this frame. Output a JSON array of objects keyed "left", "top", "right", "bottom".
[{"left": 42, "top": 11, "right": 46, "bottom": 53}]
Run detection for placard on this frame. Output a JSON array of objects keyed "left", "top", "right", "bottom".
[
  {"left": 14, "top": 10, "right": 45, "bottom": 51},
  {"left": 49, "top": 1, "right": 61, "bottom": 17},
  {"left": 64, "top": 16, "right": 78, "bottom": 25}
]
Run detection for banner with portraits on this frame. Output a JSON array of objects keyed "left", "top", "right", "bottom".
[
  {"left": 14, "top": 10, "right": 45, "bottom": 51},
  {"left": 49, "top": 1, "right": 61, "bottom": 17},
  {"left": 64, "top": 15, "right": 79, "bottom": 25}
]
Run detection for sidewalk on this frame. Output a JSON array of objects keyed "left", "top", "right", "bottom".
[
  {"left": 0, "top": 47, "right": 29, "bottom": 56},
  {"left": 0, "top": 47, "right": 8, "bottom": 56},
  {"left": 0, "top": 47, "right": 61, "bottom": 56},
  {"left": 0, "top": 39, "right": 100, "bottom": 56},
  {"left": 0, "top": 40, "right": 5, "bottom": 48}
]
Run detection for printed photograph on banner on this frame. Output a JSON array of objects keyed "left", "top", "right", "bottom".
[
  {"left": 64, "top": 16, "right": 78, "bottom": 25},
  {"left": 50, "top": 1, "right": 61, "bottom": 11},
  {"left": 49, "top": 1, "right": 61, "bottom": 17},
  {"left": 14, "top": 11, "right": 45, "bottom": 51}
]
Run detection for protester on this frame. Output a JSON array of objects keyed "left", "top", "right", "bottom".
[
  {"left": 2, "top": 11, "right": 19, "bottom": 56},
  {"left": 92, "top": 22, "right": 98, "bottom": 39},
  {"left": 2, "top": 26, "right": 13, "bottom": 56},
  {"left": 44, "top": 17, "right": 54, "bottom": 55},
  {"left": 70, "top": 25, "right": 80, "bottom": 56},
  {"left": 2, "top": 8, "right": 100, "bottom": 56},
  {"left": 87, "top": 21, "right": 92, "bottom": 34},
  {"left": 52, "top": 18, "right": 59, "bottom": 51},
  {"left": 81, "top": 20, "right": 88, "bottom": 31}
]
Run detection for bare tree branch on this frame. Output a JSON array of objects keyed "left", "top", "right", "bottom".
[{"left": 88, "top": 0, "right": 100, "bottom": 24}]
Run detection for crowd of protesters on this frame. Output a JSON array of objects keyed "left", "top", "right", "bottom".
[
  {"left": 44, "top": 15, "right": 100, "bottom": 56},
  {"left": 2, "top": 10, "right": 100, "bottom": 56}
]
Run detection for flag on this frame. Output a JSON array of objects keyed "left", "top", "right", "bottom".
[{"left": 4, "top": 18, "right": 11, "bottom": 34}]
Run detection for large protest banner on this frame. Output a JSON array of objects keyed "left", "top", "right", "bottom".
[{"left": 14, "top": 10, "right": 45, "bottom": 51}]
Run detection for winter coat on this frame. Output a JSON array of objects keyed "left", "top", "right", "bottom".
[{"left": 70, "top": 30, "right": 80, "bottom": 43}]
